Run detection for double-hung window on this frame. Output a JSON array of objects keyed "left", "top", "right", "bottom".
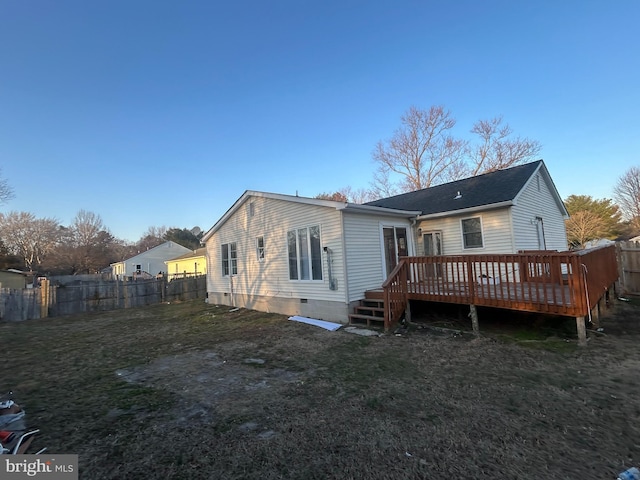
[
  {"left": 256, "top": 236, "right": 265, "bottom": 262},
  {"left": 221, "top": 242, "right": 237, "bottom": 276},
  {"left": 461, "top": 217, "right": 484, "bottom": 249},
  {"left": 288, "top": 225, "right": 322, "bottom": 280}
]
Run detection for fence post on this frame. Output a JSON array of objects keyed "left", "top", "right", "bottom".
[
  {"left": 40, "top": 278, "right": 50, "bottom": 319},
  {"left": 123, "top": 276, "right": 130, "bottom": 309}
]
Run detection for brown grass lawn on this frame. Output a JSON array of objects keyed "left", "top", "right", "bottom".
[{"left": 1, "top": 298, "right": 640, "bottom": 479}]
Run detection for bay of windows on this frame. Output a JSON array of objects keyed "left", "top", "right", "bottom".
[{"left": 288, "top": 225, "right": 322, "bottom": 280}]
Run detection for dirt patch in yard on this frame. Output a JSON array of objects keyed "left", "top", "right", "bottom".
[
  {"left": 2, "top": 300, "right": 640, "bottom": 479},
  {"left": 114, "top": 347, "right": 304, "bottom": 428}
]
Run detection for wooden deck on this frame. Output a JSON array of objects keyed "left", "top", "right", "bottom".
[
  {"left": 381, "top": 245, "right": 619, "bottom": 337},
  {"left": 407, "top": 280, "right": 574, "bottom": 308}
]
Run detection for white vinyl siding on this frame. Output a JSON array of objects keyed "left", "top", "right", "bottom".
[
  {"left": 416, "top": 209, "right": 514, "bottom": 256},
  {"left": 206, "top": 196, "right": 345, "bottom": 303},
  {"left": 343, "top": 212, "right": 413, "bottom": 303},
  {"left": 512, "top": 172, "right": 569, "bottom": 251}
]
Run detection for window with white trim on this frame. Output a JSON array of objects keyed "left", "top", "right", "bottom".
[
  {"left": 288, "top": 225, "right": 322, "bottom": 280},
  {"left": 461, "top": 217, "right": 483, "bottom": 249},
  {"left": 256, "top": 236, "right": 265, "bottom": 262},
  {"left": 221, "top": 242, "right": 237, "bottom": 276}
]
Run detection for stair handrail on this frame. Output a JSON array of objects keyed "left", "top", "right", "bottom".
[{"left": 381, "top": 258, "right": 409, "bottom": 331}]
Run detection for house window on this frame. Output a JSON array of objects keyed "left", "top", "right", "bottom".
[
  {"left": 288, "top": 225, "right": 322, "bottom": 280},
  {"left": 247, "top": 201, "right": 255, "bottom": 217},
  {"left": 461, "top": 217, "right": 483, "bottom": 249},
  {"left": 221, "top": 242, "right": 237, "bottom": 276},
  {"left": 256, "top": 236, "right": 265, "bottom": 262}
]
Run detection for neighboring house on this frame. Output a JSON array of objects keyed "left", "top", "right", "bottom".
[
  {"left": 0, "top": 270, "right": 28, "bottom": 289},
  {"left": 165, "top": 247, "right": 207, "bottom": 281},
  {"left": 111, "top": 241, "right": 192, "bottom": 280},
  {"left": 202, "top": 160, "right": 569, "bottom": 323}
]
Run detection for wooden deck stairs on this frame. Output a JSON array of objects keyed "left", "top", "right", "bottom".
[{"left": 348, "top": 289, "right": 386, "bottom": 328}]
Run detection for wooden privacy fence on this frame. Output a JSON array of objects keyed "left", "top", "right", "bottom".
[
  {"left": 383, "top": 245, "right": 619, "bottom": 331},
  {"left": 617, "top": 241, "right": 640, "bottom": 295},
  {"left": 0, "top": 275, "right": 207, "bottom": 322}
]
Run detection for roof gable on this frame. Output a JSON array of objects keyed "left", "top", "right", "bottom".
[
  {"left": 366, "top": 160, "right": 546, "bottom": 216},
  {"left": 165, "top": 247, "right": 207, "bottom": 262},
  {"left": 112, "top": 241, "right": 192, "bottom": 265},
  {"left": 202, "top": 190, "right": 420, "bottom": 241}
]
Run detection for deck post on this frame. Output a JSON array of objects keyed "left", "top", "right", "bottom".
[
  {"left": 469, "top": 304, "right": 480, "bottom": 336},
  {"left": 592, "top": 300, "right": 601, "bottom": 329},
  {"left": 576, "top": 316, "right": 587, "bottom": 347},
  {"left": 405, "top": 300, "right": 412, "bottom": 324}
]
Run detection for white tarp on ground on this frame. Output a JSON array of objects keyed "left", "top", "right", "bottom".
[{"left": 288, "top": 316, "right": 342, "bottom": 331}]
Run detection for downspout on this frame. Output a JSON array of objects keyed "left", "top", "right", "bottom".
[
  {"left": 340, "top": 212, "right": 350, "bottom": 309},
  {"left": 229, "top": 274, "right": 235, "bottom": 307},
  {"left": 410, "top": 217, "right": 419, "bottom": 255}
]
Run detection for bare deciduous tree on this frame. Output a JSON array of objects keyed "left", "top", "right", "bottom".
[
  {"left": 370, "top": 166, "right": 399, "bottom": 199},
  {"left": 0, "top": 211, "right": 60, "bottom": 270},
  {"left": 371, "top": 106, "right": 542, "bottom": 196},
  {"left": 564, "top": 195, "right": 621, "bottom": 247},
  {"left": 614, "top": 166, "right": 640, "bottom": 229},
  {"left": 316, "top": 191, "right": 348, "bottom": 202},
  {"left": 0, "top": 168, "right": 14, "bottom": 205},
  {"left": 73, "top": 210, "right": 106, "bottom": 245},
  {"left": 63, "top": 210, "right": 114, "bottom": 274},
  {"left": 565, "top": 210, "right": 607, "bottom": 249},
  {"left": 466, "top": 117, "right": 542, "bottom": 177},
  {"left": 372, "top": 105, "right": 466, "bottom": 193},
  {"left": 137, "top": 226, "right": 168, "bottom": 251},
  {"left": 315, "top": 186, "right": 376, "bottom": 204}
]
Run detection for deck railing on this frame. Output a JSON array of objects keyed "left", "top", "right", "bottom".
[{"left": 382, "top": 245, "right": 618, "bottom": 330}]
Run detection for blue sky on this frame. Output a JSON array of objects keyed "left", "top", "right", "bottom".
[{"left": 1, "top": 1, "right": 638, "bottom": 242}]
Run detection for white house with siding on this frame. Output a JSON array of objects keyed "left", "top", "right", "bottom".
[
  {"left": 202, "top": 160, "right": 569, "bottom": 323},
  {"left": 202, "top": 192, "right": 419, "bottom": 322},
  {"left": 111, "top": 241, "right": 192, "bottom": 280},
  {"left": 367, "top": 159, "right": 568, "bottom": 255}
]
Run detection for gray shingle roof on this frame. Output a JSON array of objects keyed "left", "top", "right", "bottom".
[{"left": 365, "top": 160, "right": 543, "bottom": 216}]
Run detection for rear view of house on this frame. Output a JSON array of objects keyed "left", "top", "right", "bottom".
[
  {"left": 203, "top": 161, "right": 577, "bottom": 324},
  {"left": 201, "top": 191, "right": 419, "bottom": 322},
  {"left": 367, "top": 160, "right": 569, "bottom": 255}
]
